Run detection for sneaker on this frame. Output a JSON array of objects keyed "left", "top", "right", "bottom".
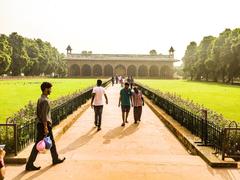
[
  {"left": 121, "top": 123, "right": 125, "bottom": 127},
  {"left": 52, "top": 157, "right": 66, "bottom": 165},
  {"left": 25, "top": 164, "right": 41, "bottom": 171},
  {"left": 97, "top": 127, "right": 101, "bottom": 131}
]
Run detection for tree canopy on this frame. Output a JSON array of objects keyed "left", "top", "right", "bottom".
[
  {"left": 0, "top": 32, "right": 67, "bottom": 76},
  {"left": 183, "top": 28, "right": 240, "bottom": 83},
  {"left": 149, "top": 49, "right": 157, "bottom": 56}
]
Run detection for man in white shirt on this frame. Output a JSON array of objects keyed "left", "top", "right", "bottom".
[{"left": 91, "top": 79, "right": 108, "bottom": 131}]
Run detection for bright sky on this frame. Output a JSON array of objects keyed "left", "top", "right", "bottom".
[{"left": 1, "top": 0, "right": 240, "bottom": 65}]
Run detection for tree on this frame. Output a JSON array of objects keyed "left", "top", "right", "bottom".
[
  {"left": 0, "top": 34, "right": 12, "bottom": 74},
  {"left": 182, "top": 42, "right": 198, "bottom": 80},
  {"left": 211, "top": 29, "right": 232, "bottom": 82},
  {"left": 8, "top": 32, "right": 29, "bottom": 76},
  {"left": 227, "top": 28, "right": 240, "bottom": 83},
  {"left": 183, "top": 28, "right": 240, "bottom": 83},
  {"left": 24, "top": 38, "right": 40, "bottom": 75},
  {"left": 0, "top": 32, "right": 67, "bottom": 76},
  {"left": 195, "top": 36, "right": 216, "bottom": 81},
  {"left": 149, "top": 49, "right": 157, "bottom": 56},
  {"left": 81, "top": 51, "right": 88, "bottom": 55}
]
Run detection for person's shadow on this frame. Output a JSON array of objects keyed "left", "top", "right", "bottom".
[
  {"left": 103, "top": 126, "right": 125, "bottom": 144},
  {"left": 59, "top": 127, "right": 97, "bottom": 154},
  {"left": 103, "top": 123, "right": 140, "bottom": 144},
  {"left": 11, "top": 165, "right": 54, "bottom": 180},
  {"left": 119, "top": 123, "right": 140, "bottom": 139}
]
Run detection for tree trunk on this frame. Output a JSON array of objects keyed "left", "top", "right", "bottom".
[{"left": 222, "top": 70, "right": 225, "bottom": 83}]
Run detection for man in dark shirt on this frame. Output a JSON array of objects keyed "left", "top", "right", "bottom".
[
  {"left": 118, "top": 82, "right": 132, "bottom": 126},
  {"left": 26, "top": 82, "right": 65, "bottom": 171}
]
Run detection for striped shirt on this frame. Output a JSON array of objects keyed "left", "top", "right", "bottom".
[{"left": 132, "top": 91, "right": 143, "bottom": 107}]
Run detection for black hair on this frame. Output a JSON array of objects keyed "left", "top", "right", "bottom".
[
  {"left": 125, "top": 82, "right": 129, "bottom": 86},
  {"left": 97, "top": 79, "right": 102, "bottom": 86},
  {"left": 41, "top": 82, "right": 52, "bottom": 92},
  {"left": 133, "top": 87, "right": 139, "bottom": 94}
]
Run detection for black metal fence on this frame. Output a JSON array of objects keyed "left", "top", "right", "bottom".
[
  {"left": 0, "top": 124, "right": 17, "bottom": 155},
  {"left": 135, "top": 83, "right": 240, "bottom": 161},
  {"left": 222, "top": 122, "right": 240, "bottom": 160},
  {"left": 0, "top": 79, "right": 111, "bottom": 155}
]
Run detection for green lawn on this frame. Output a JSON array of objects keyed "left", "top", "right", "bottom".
[
  {"left": 138, "top": 79, "right": 240, "bottom": 122},
  {"left": 0, "top": 78, "right": 98, "bottom": 123}
]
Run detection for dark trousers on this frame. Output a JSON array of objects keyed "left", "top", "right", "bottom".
[
  {"left": 94, "top": 105, "right": 103, "bottom": 128},
  {"left": 26, "top": 122, "right": 58, "bottom": 166},
  {"left": 134, "top": 106, "right": 142, "bottom": 122}
]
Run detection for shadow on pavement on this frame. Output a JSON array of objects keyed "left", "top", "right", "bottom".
[
  {"left": 59, "top": 127, "right": 97, "bottom": 154},
  {"left": 103, "top": 126, "right": 125, "bottom": 144},
  {"left": 12, "top": 165, "right": 54, "bottom": 180},
  {"left": 119, "top": 123, "right": 140, "bottom": 139},
  {"left": 103, "top": 123, "right": 140, "bottom": 144}
]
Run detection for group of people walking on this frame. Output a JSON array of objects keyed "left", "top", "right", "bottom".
[
  {"left": 92, "top": 78, "right": 144, "bottom": 130},
  {"left": 24, "top": 77, "right": 143, "bottom": 173},
  {"left": 111, "top": 75, "right": 134, "bottom": 89}
]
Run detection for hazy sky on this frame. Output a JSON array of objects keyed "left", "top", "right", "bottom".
[{"left": 1, "top": 0, "right": 240, "bottom": 63}]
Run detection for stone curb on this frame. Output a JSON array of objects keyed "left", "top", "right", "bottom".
[
  {"left": 4, "top": 100, "right": 91, "bottom": 164},
  {"left": 144, "top": 97, "right": 238, "bottom": 168}
]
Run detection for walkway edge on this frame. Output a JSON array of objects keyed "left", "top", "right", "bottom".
[
  {"left": 5, "top": 100, "right": 91, "bottom": 164},
  {"left": 144, "top": 97, "right": 238, "bottom": 168}
]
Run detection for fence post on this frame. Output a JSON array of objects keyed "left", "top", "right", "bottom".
[
  {"left": 222, "top": 128, "right": 227, "bottom": 160},
  {"left": 195, "top": 109, "right": 209, "bottom": 146},
  {"left": 202, "top": 109, "right": 208, "bottom": 145},
  {"left": 13, "top": 124, "right": 18, "bottom": 156}
]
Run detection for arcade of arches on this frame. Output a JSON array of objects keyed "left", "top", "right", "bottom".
[{"left": 69, "top": 64, "right": 173, "bottom": 78}]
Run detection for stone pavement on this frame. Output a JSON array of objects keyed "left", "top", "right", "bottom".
[{"left": 6, "top": 84, "right": 240, "bottom": 180}]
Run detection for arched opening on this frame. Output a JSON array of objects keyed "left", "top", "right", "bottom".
[
  {"left": 160, "top": 65, "right": 173, "bottom": 79},
  {"left": 69, "top": 64, "right": 80, "bottom": 76},
  {"left": 104, "top": 64, "right": 113, "bottom": 77},
  {"left": 138, "top": 65, "right": 148, "bottom": 77},
  {"left": 149, "top": 65, "right": 159, "bottom": 77},
  {"left": 81, "top": 64, "right": 91, "bottom": 76},
  {"left": 127, "top": 65, "right": 137, "bottom": 77},
  {"left": 115, "top": 65, "right": 126, "bottom": 76},
  {"left": 93, "top": 64, "right": 102, "bottom": 76}
]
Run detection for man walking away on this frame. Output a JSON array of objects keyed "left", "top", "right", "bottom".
[
  {"left": 91, "top": 79, "right": 108, "bottom": 131},
  {"left": 119, "top": 76, "right": 123, "bottom": 87},
  {"left": 130, "top": 76, "right": 134, "bottom": 89},
  {"left": 132, "top": 87, "right": 144, "bottom": 123},
  {"left": 118, "top": 82, "right": 132, "bottom": 126},
  {"left": 26, "top": 82, "right": 65, "bottom": 171},
  {"left": 115, "top": 75, "right": 118, "bottom": 84},
  {"left": 127, "top": 76, "right": 131, "bottom": 84},
  {"left": 111, "top": 76, "right": 115, "bottom": 86}
]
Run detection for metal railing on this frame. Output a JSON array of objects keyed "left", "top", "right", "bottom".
[
  {"left": 0, "top": 79, "right": 111, "bottom": 155},
  {"left": 135, "top": 82, "right": 240, "bottom": 160},
  {"left": 0, "top": 124, "right": 17, "bottom": 155},
  {"left": 222, "top": 121, "right": 240, "bottom": 160}
]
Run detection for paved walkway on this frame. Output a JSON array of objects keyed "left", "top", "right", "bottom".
[{"left": 6, "top": 85, "right": 240, "bottom": 180}]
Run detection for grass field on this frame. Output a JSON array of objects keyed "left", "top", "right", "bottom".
[
  {"left": 0, "top": 78, "right": 98, "bottom": 123},
  {"left": 138, "top": 79, "right": 240, "bottom": 122}
]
